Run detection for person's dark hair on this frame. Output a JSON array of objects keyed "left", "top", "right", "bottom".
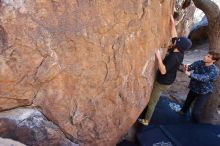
[
  {"left": 171, "top": 37, "right": 178, "bottom": 44},
  {"left": 167, "top": 37, "right": 177, "bottom": 51},
  {"left": 173, "top": 12, "right": 180, "bottom": 20},
  {"left": 208, "top": 51, "right": 220, "bottom": 61}
]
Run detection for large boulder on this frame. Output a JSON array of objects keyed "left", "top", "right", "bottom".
[
  {"left": 0, "top": 0, "right": 174, "bottom": 145},
  {"left": 189, "top": 16, "right": 208, "bottom": 43},
  {"left": 0, "top": 108, "right": 78, "bottom": 146}
]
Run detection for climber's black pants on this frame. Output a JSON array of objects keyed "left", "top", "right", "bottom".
[{"left": 181, "top": 90, "right": 211, "bottom": 123}]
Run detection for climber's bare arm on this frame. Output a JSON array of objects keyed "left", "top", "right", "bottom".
[
  {"left": 156, "top": 50, "right": 166, "bottom": 75},
  {"left": 171, "top": 15, "right": 177, "bottom": 38}
]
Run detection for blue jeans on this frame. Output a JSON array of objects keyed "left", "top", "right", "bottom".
[{"left": 181, "top": 90, "right": 211, "bottom": 123}]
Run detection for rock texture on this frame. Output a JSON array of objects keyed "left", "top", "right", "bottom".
[
  {"left": 189, "top": 16, "right": 208, "bottom": 43},
  {"left": 175, "top": 0, "right": 196, "bottom": 36},
  {"left": 0, "top": 0, "right": 174, "bottom": 145},
  {"left": 0, "top": 108, "right": 78, "bottom": 146}
]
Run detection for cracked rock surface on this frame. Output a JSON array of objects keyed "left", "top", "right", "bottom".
[
  {"left": 0, "top": 0, "right": 174, "bottom": 145},
  {"left": 0, "top": 108, "right": 78, "bottom": 146}
]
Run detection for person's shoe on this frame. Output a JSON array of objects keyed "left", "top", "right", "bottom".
[
  {"left": 178, "top": 110, "right": 184, "bottom": 116},
  {"left": 138, "top": 118, "right": 149, "bottom": 126}
]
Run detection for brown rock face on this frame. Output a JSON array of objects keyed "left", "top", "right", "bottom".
[{"left": 0, "top": 0, "right": 174, "bottom": 145}]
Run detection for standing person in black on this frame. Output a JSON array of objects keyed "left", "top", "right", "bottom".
[{"left": 138, "top": 15, "right": 192, "bottom": 125}]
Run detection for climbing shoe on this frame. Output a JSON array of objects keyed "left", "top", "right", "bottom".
[{"left": 138, "top": 118, "right": 149, "bottom": 126}]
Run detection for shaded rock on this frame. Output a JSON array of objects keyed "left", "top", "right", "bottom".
[
  {"left": 0, "top": 108, "right": 78, "bottom": 146},
  {"left": 189, "top": 16, "right": 208, "bottom": 43},
  {"left": 0, "top": 0, "right": 175, "bottom": 145},
  {"left": 0, "top": 137, "right": 26, "bottom": 146}
]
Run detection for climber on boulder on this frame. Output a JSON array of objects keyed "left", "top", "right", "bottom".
[{"left": 138, "top": 15, "right": 192, "bottom": 125}]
